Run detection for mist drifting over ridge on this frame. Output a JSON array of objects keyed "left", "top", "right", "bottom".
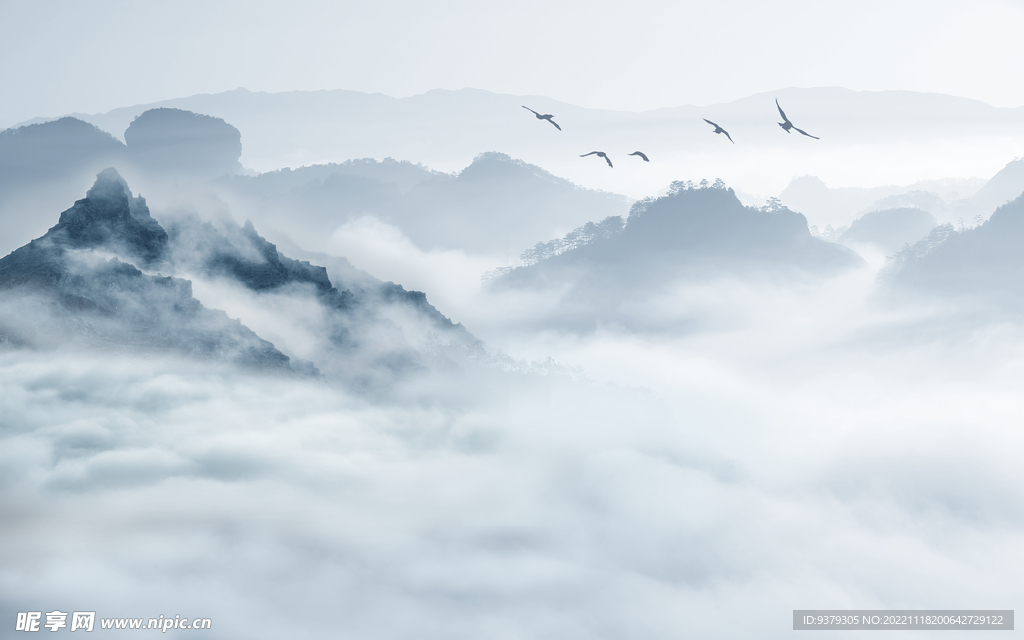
[{"left": 3, "top": 84, "right": 1024, "bottom": 640}]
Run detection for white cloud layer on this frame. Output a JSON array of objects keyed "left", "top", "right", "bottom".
[{"left": 3, "top": 252, "right": 1024, "bottom": 637}]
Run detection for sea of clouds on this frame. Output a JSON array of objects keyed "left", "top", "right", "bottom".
[{"left": 3, "top": 204, "right": 1024, "bottom": 639}]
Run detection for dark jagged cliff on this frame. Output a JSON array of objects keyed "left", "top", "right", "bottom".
[
  {"left": 0, "top": 170, "right": 292, "bottom": 370},
  {"left": 0, "top": 168, "right": 476, "bottom": 379}
]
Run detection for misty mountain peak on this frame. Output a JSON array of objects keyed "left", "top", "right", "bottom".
[
  {"left": 458, "top": 151, "right": 563, "bottom": 185},
  {"left": 51, "top": 167, "right": 168, "bottom": 265},
  {"left": 84, "top": 167, "right": 131, "bottom": 203},
  {"left": 491, "top": 181, "right": 865, "bottom": 323}
]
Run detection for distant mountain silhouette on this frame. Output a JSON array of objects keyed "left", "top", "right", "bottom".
[
  {"left": 0, "top": 169, "right": 476, "bottom": 383},
  {"left": 781, "top": 158, "right": 1024, "bottom": 231},
  {"left": 839, "top": 207, "right": 937, "bottom": 253},
  {"left": 14, "top": 87, "right": 1024, "bottom": 252},
  {"left": 125, "top": 108, "right": 242, "bottom": 177},
  {"left": 22, "top": 87, "right": 1024, "bottom": 176},
  {"left": 883, "top": 193, "right": 1024, "bottom": 301},
  {"left": 779, "top": 175, "right": 982, "bottom": 228},
  {"left": 489, "top": 183, "right": 864, "bottom": 329},
  {"left": 226, "top": 157, "right": 446, "bottom": 198},
  {"left": 221, "top": 151, "right": 630, "bottom": 255},
  {"left": 0, "top": 117, "right": 126, "bottom": 178},
  {"left": 963, "top": 157, "right": 1024, "bottom": 219},
  {"left": 0, "top": 118, "right": 129, "bottom": 254}
]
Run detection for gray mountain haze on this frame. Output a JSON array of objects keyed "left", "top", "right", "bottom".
[
  {"left": 882, "top": 192, "right": 1024, "bottom": 304},
  {"left": 489, "top": 181, "right": 863, "bottom": 330},
  {"left": 963, "top": 157, "right": 1024, "bottom": 219},
  {"left": 0, "top": 117, "right": 126, "bottom": 177},
  {"left": 219, "top": 151, "right": 630, "bottom": 256},
  {"left": 839, "top": 207, "right": 938, "bottom": 254},
  {"left": 125, "top": 108, "right": 243, "bottom": 177},
  {"left": 780, "top": 159, "right": 1024, "bottom": 229},
  {"left": 20, "top": 86, "right": 1024, "bottom": 157},
  {"left": 16, "top": 86, "right": 1024, "bottom": 201},
  {"left": 780, "top": 174, "right": 987, "bottom": 227}
]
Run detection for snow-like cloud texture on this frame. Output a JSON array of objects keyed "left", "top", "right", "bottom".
[{"left": 3, "top": 249, "right": 1024, "bottom": 638}]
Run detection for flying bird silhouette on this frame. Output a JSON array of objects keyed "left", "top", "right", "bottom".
[
  {"left": 776, "top": 100, "right": 819, "bottom": 139},
  {"left": 628, "top": 151, "right": 650, "bottom": 162},
  {"left": 522, "top": 106, "right": 561, "bottom": 130},
  {"left": 580, "top": 151, "right": 613, "bottom": 168},
  {"left": 703, "top": 119, "right": 734, "bottom": 143}
]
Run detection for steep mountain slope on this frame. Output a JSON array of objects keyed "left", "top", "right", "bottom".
[
  {"left": 0, "top": 169, "right": 477, "bottom": 382},
  {"left": 0, "top": 169, "right": 292, "bottom": 370},
  {"left": 964, "top": 158, "right": 1024, "bottom": 219},
  {"left": 882, "top": 193, "right": 1024, "bottom": 302}
]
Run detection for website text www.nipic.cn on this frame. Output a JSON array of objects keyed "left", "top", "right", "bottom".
[{"left": 15, "top": 612, "right": 212, "bottom": 632}]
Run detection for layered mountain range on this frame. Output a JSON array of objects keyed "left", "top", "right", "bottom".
[
  {"left": 218, "top": 151, "right": 630, "bottom": 255},
  {"left": 14, "top": 86, "right": 1024, "bottom": 168},
  {"left": 13, "top": 86, "right": 1024, "bottom": 213},
  {"left": 782, "top": 158, "right": 1024, "bottom": 228},
  {"left": 6, "top": 97, "right": 1024, "bottom": 344},
  {"left": 0, "top": 109, "right": 245, "bottom": 256}
]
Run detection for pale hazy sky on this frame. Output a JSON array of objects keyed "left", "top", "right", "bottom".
[{"left": 1, "top": 0, "right": 1023, "bottom": 128}]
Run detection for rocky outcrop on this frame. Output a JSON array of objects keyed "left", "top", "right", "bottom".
[
  {"left": 47, "top": 167, "right": 168, "bottom": 266},
  {"left": 0, "top": 169, "right": 292, "bottom": 371},
  {"left": 0, "top": 168, "right": 477, "bottom": 377}
]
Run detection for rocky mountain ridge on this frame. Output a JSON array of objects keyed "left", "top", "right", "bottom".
[{"left": 0, "top": 169, "right": 475, "bottom": 381}]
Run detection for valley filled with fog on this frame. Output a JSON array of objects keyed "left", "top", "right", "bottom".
[{"left": 3, "top": 95, "right": 1024, "bottom": 639}]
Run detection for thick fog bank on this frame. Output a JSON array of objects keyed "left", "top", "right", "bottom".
[{"left": 3, "top": 267, "right": 1024, "bottom": 638}]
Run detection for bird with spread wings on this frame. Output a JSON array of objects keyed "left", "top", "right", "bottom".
[
  {"left": 628, "top": 151, "right": 650, "bottom": 162},
  {"left": 776, "top": 100, "right": 819, "bottom": 139},
  {"left": 580, "top": 151, "right": 613, "bottom": 168},
  {"left": 703, "top": 119, "right": 734, "bottom": 143},
  {"left": 522, "top": 106, "right": 562, "bottom": 130}
]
